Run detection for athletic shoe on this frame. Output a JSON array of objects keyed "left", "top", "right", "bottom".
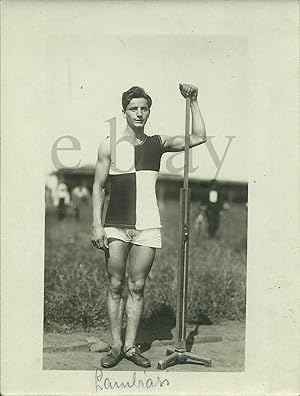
[
  {"left": 100, "top": 346, "right": 123, "bottom": 368},
  {"left": 124, "top": 346, "right": 151, "bottom": 368}
]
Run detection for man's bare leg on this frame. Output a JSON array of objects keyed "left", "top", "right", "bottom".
[
  {"left": 106, "top": 239, "right": 131, "bottom": 348},
  {"left": 124, "top": 245, "right": 155, "bottom": 350}
]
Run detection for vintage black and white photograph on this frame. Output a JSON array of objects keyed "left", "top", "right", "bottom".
[
  {"left": 43, "top": 24, "right": 248, "bottom": 375},
  {"left": 2, "top": 1, "right": 299, "bottom": 395}
]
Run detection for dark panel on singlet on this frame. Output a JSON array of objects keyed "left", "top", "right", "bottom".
[
  {"left": 135, "top": 135, "right": 163, "bottom": 171},
  {"left": 104, "top": 173, "right": 136, "bottom": 228}
]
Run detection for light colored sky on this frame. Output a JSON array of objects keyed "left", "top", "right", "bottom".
[{"left": 45, "top": 32, "right": 248, "bottom": 182}]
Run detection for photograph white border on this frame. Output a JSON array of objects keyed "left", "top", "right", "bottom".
[{"left": 1, "top": 1, "right": 299, "bottom": 395}]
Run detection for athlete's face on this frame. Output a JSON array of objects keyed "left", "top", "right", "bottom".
[{"left": 124, "top": 98, "right": 150, "bottom": 129}]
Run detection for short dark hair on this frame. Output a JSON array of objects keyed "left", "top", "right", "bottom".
[{"left": 122, "top": 86, "right": 152, "bottom": 111}]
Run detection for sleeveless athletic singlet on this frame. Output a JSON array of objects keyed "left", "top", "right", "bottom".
[{"left": 104, "top": 134, "right": 163, "bottom": 230}]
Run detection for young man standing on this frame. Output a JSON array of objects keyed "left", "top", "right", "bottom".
[{"left": 92, "top": 83, "right": 206, "bottom": 368}]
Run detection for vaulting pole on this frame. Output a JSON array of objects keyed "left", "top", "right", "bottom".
[
  {"left": 175, "top": 97, "right": 191, "bottom": 350},
  {"left": 157, "top": 96, "right": 212, "bottom": 370}
]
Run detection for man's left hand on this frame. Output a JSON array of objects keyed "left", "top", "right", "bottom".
[{"left": 179, "top": 83, "right": 198, "bottom": 100}]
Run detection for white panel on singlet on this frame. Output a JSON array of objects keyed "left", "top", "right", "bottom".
[
  {"left": 135, "top": 170, "right": 161, "bottom": 230},
  {"left": 109, "top": 138, "right": 135, "bottom": 175}
]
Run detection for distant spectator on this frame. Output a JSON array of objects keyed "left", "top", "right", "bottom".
[
  {"left": 55, "top": 183, "right": 70, "bottom": 220},
  {"left": 71, "top": 185, "right": 91, "bottom": 220},
  {"left": 45, "top": 185, "right": 53, "bottom": 208},
  {"left": 205, "top": 180, "right": 223, "bottom": 238},
  {"left": 194, "top": 203, "right": 207, "bottom": 237},
  {"left": 223, "top": 201, "right": 230, "bottom": 211}
]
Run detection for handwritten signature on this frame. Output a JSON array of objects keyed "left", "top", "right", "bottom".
[{"left": 95, "top": 367, "right": 170, "bottom": 391}]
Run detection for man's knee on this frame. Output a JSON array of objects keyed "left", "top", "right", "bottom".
[
  {"left": 109, "top": 277, "right": 124, "bottom": 299},
  {"left": 128, "top": 278, "right": 145, "bottom": 299}
]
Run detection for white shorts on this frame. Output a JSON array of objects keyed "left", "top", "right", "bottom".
[{"left": 104, "top": 227, "right": 162, "bottom": 249}]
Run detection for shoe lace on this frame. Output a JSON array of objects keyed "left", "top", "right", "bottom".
[
  {"left": 126, "top": 345, "right": 141, "bottom": 357},
  {"left": 107, "top": 348, "right": 113, "bottom": 356}
]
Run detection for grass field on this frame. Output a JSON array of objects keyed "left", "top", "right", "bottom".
[{"left": 44, "top": 200, "right": 247, "bottom": 332}]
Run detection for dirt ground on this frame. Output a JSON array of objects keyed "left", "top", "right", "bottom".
[{"left": 43, "top": 321, "right": 245, "bottom": 372}]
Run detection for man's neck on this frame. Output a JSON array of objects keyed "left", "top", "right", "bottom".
[{"left": 124, "top": 126, "right": 145, "bottom": 144}]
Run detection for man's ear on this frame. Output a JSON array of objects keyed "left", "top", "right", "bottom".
[{"left": 122, "top": 109, "right": 126, "bottom": 118}]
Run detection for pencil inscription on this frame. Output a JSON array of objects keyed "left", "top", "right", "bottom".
[{"left": 95, "top": 368, "right": 170, "bottom": 391}]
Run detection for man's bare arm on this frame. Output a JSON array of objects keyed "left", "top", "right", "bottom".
[
  {"left": 161, "top": 83, "right": 207, "bottom": 152},
  {"left": 91, "top": 138, "right": 111, "bottom": 250}
]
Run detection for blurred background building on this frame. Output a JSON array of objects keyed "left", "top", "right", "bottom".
[{"left": 46, "top": 166, "right": 248, "bottom": 209}]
